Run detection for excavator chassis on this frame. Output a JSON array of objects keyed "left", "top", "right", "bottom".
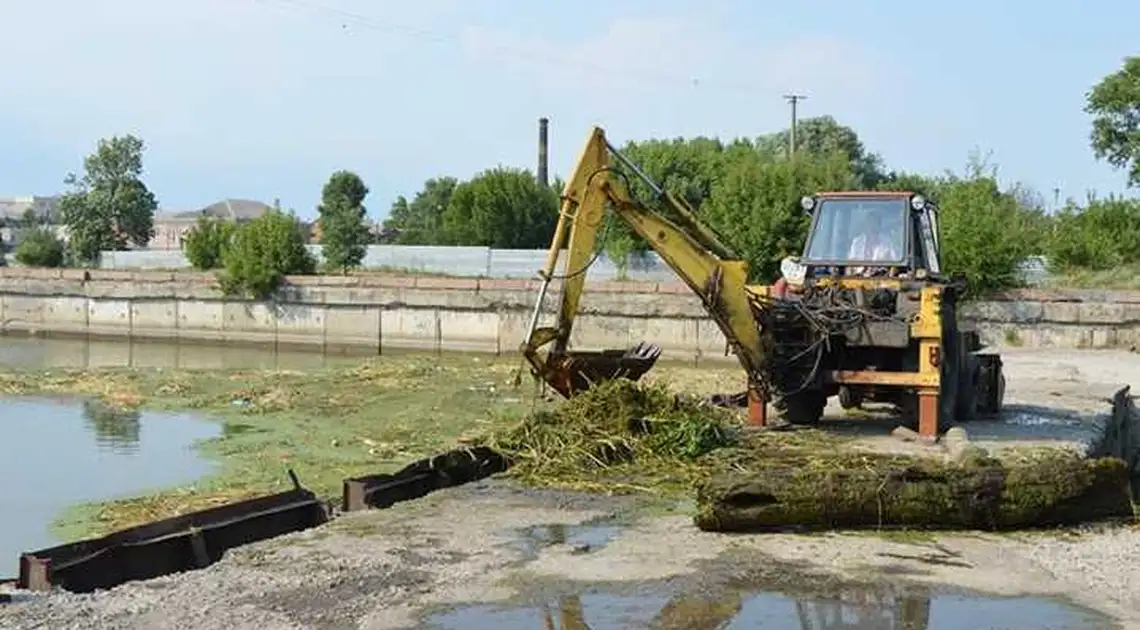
[{"left": 750, "top": 278, "right": 1006, "bottom": 439}]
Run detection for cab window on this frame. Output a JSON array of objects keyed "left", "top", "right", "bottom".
[{"left": 804, "top": 198, "right": 907, "bottom": 263}]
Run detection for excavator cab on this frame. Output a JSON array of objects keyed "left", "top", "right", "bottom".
[{"left": 779, "top": 191, "right": 944, "bottom": 286}]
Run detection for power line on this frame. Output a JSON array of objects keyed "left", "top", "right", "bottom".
[{"left": 250, "top": 0, "right": 789, "bottom": 96}]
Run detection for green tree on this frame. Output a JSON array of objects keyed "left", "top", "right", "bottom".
[
  {"left": 183, "top": 216, "right": 237, "bottom": 270},
  {"left": 1046, "top": 195, "right": 1140, "bottom": 271},
  {"left": 755, "top": 115, "right": 886, "bottom": 187},
  {"left": 383, "top": 176, "right": 458, "bottom": 244},
  {"left": 21, "top": 208, "right": 38, "bottom": 228},
  {"left": 935, "top": 177, "right": 1040, "bottom": 295},
  {"left": 441, "top": 167, "right": 559, "bottom": 248},
  {"left": 877, "top": 155, "right": 1047, "bottom": 295},
  {"left": 702, "top": 149, "right": 860, "bottom": 281},
  {"left": 59, "top": 134, "right": 158, "bottom": 264},
  {"left": 1086, "top": 56, "right": 1140, "bottom": 187},
  {"left": 219, "top": 208, "right": 316, "bottom": 299},
  {"left": 15, "top": 227, "right": 66, "bottom": 268},
  {"left": 318, "top": 170, "right": 370, "bottom": 273},
  {"left": 876, "top": 170, "right": 942, "bottom": 197},
  {"left": 604, "top": 137, "right": 743, "bottom": 266}
]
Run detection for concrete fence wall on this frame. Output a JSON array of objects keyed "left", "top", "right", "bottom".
[
  {"left": 0, "top": 268, "right": 1135, "bottom": 362},
  {"left": 97, "top": 246, "right": 681, "bottom": 282},
  {"left": 96, "top": 247, "right": 1055, "bottom": 286}
]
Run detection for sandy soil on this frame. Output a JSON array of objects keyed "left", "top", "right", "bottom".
[{"left": 1, "top": 348, "right": 1138, "bottom": 630}]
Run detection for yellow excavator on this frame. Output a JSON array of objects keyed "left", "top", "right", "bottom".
[{"left": 520, "top": 126, "right": 1005, "bottom": 439}]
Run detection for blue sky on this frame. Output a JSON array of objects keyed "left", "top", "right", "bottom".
[{"left": 0, "top": 0, "right": 1135, "bottom": 222}]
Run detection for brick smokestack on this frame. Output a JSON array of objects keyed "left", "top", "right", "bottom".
[{"left": 537, "top": 117, "right": 549, "bottom": 188}]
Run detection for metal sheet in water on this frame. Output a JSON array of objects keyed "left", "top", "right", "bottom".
[
  {"left": 342, "top": 446, "right": 509, "bottom": 512},
  {"left": 17, "top": 472, "right": 330, "bottom": 594}
]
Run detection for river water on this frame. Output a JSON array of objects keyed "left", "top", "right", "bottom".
[
  {"left": 0, "top": 334, "right": 368, "bottom": 371},
  {"left": 0, "top": 333, "right": 430, "bottom": 582},
  {"left": 0, "top": 396, "right": 220, "bottom": 578},
  {"left": 0, "top": 336, "right": 272, "bottom": 578}
]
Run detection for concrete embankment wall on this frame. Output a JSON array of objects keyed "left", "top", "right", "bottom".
[{"left": 0, "top": 269, "right": 1137, "bottom": 361}]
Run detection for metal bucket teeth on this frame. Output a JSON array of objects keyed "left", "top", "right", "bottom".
[{"left": 541, "top": 342, "right": 662, "bottom": 398}]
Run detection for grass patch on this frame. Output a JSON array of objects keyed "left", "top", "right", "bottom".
[
  {"left": 0, "top": 354, "right": 571, "bottom": 537},
  {"left": 13, "top": 353, "right": 1114, "bottom": 542},
  {"left": 1042, "top": 263, "right": 1140, "bottom": 290},
  {"left": 479, "top": 379, "right": 742, "bottom": 494}
]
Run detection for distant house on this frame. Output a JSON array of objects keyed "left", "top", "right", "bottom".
[
  {"left": 309, "top": 218, "right": 388, "bottom": 245},
  {"left": 149, "top": 198, "right": 275, "bottom": 250},
  {"left": 0, "top": 195, "right": 67, "bottom": 247},
  {"left": 0, "top": 195, "right": 62, "bottom": 224}
]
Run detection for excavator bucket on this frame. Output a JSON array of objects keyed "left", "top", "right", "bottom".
[{"left": 540, "top": 342, "right": 662, "bottom": 399}]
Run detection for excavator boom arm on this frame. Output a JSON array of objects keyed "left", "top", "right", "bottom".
[{"left": 520, "top": 127, "right": 770, "bottom": 398}]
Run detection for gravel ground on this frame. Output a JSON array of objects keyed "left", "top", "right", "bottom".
[{"left": 1, "top": 348, "right": 1138, "bottom": 630}]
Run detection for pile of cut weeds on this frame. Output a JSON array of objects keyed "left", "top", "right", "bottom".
[{"left": 479, "top": 378, "right": 857, "bottom": 494}]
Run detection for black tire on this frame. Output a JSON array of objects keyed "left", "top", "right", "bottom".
[
  {"left": 778, "top": 391, "right": 826, "bottom": 426},
  {"left": 838, "top": 386, "right": 862, "bottom": 410},
  {"left": 953, "top": 355, "right": 979, "bottom": 424}
]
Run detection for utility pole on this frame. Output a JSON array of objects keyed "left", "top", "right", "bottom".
[{"left": 783, "top": 93, "right": 807, "bottom": 157}]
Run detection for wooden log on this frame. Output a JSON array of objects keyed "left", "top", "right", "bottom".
[{"left": 693, "top": 454, "right": 1134, "bottom": 532}]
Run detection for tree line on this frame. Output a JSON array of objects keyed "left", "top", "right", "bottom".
[
  {"left": 378, "top": 56, "right": 1140, "bottom": 295},
  {"left": 15, "top": 56, "right": 1140, "bottom": 300}
]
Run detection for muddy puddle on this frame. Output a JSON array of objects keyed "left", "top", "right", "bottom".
[
  {"left": 427, "top": 584, "right": 1112, "bottom": 629},
  {"left": 427, "top": 518, "right": 1115, "bottom": 629},
  {"left": 958, "top": 403, "right": 1107, "bottom": 447},
  {"left": 509, "top": 520, "right": 624, "bottom": 558}
]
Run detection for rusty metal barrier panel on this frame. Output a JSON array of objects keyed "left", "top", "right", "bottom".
[
  {"left": 1110, "top": 386, "right": 1140, "bottom": 500},
  {"left": 343, "top": 445, "right": 509, "bottom": 512},
  {"left": 17, "top": 471, "right": 330, "bottom": 594}
]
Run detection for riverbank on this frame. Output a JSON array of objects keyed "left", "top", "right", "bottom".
[
  {"left": 0, "top": 346, "right": 1138, "bottom": 628},
  {"left": 0, "top": 269, "right": 1138, "bottom": 360},
  {"left": 4, "top": 479, "right": 1138, "bottom": 630},
  {"left": 0, "top": 343, "right": 1131, "bottom": 541},
  {"left": 0, "top": 353, "right": 544, "bottom": 538}
]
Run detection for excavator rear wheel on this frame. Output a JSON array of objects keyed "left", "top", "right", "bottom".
[{"left": 776, "top": 391, "right": 826, "bottom": 426}]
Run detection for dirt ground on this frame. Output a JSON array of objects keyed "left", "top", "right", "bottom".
[{"left": 1, "top": 348, "right": 1138, "bottom": 630}]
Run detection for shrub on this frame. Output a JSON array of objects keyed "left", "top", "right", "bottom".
[
  {"left": 219, "top": 209, "right": 316, "bottom": 299},
  {"left": 15, "top": 228, "right": 66, "bottom": 268},
  {"left": 183, "top": 216, "right": 237, "bottom": 270},
  {"left": 935, "top": 176, "right": 1043, "bottom": 296},
  {"left": 1046, "top": 196, "right": 1140, "bottom": 272}
]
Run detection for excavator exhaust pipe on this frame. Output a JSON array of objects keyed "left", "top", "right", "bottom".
[{"left": 540, "top": 342, "right": 662, "bottom": 399}]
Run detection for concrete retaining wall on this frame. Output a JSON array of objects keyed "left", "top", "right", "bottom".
[{"left": 0, "top": 269, "right": 1136, "bottom": 362}]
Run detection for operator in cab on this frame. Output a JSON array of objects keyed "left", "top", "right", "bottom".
[{"left": 847, "top": 206, "right": 902, "bottom": 275}]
